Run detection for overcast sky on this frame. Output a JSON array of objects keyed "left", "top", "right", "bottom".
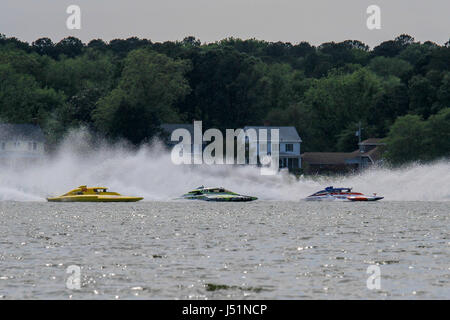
[{"left": 1, "top": 0, "right": 449, "bottom": 47}]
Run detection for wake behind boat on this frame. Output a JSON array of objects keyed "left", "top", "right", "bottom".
[
  {"left": 304, "top": 186, "right": 383, "bottom": 202},
  {"left": 47, "top": 185, "right": 143, "bottom": 202},
  {"left": 180, "top": 186, "right": 257, "bottom": 202}
]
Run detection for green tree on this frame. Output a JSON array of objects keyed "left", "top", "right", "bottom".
[
  {"left": 263, "top": 63, "right": 305, "bottom": 110},
  {"left": 0, "top": 64, "right": 65, "bottom": 127},
  {"left": 369, "top": 56, "right": 412, "bottom": 78},
  {"left": 0, "top": 47, "right": 46, "bottom": 80},
  {"left": 54, "top": 37, "right": 84, "bottom": 58},
  {"left": 59, "top": 87, "right": 104, "bottom": 127},
  {"left": 398, "top": 43, "right": 434, "bottom": 66},
  {"left": 179, "top": 48, "right": 271, "bottom": 129},
  {"left": 1, "top": 33, "right": 449, "bottom": 162},
  {"left": 384, "top": 114, "right": 427, "bottom": 164},
  {"left": 43, "top": 50, "right": 115, "bottom": 97},
  {"left": 367, "top": 83, "right": 410, "bottom": 136},
  {"left": 435, "top": 72, "right": 450, "bottom": 112},
  {"left": 426, "top": 108, "right": 450, "bottom": 159},
  {"left": 408, "top": 75, "right": 437, "bottom": 118},
  {"left": 93, "top": 49, "right": 191, "bottom": 143},
  {"left": 32, "top": 38, "right": 56, "bottom": 58},
  {"left": 300, "top": 68, "right": 383, "bottom": 151},
  {"left": 87, "top": 39, "right": 108, "bottom": 51}
]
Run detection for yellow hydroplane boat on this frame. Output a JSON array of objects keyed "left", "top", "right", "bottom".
[{"left": 46, "top": 186, "right": 143, "bottom": 202}]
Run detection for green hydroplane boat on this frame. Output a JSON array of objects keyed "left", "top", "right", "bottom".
[{"left": 181, "top": 186, "right": 257, "bottom": 202}]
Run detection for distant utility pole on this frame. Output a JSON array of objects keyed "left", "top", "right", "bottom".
[{"left": 356, "top": 121, "right": 363, "bottom": 170}]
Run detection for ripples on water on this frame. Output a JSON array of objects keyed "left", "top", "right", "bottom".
[{"left": 0, "top": 201, "right": 448, "bottom": 299}]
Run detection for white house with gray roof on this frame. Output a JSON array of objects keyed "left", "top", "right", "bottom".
[
  {"left": 160, "top": 123, "right": 206, "bottom": 159},
  {"left": 243, "top": 126, "right": 302, "bottom": 170}
]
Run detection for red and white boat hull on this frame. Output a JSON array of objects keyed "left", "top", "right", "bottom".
[
  {"left": 347, "top": 195, "right": 384, "bottom": 201},
  {"left": 304, "top": 187, "right": 383, "bottom": 202}
]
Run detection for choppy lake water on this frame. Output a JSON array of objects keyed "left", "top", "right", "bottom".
[{"left": 0, "top": 201, "right": 448, "bottom": 299}]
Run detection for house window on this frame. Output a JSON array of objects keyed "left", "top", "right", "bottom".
[
  {"left": 1, "top": 142, "right": 5, "bottom": 150},
  {"left": 28, "top": 142, "right": 32, "bottom": 151},
  {"left": 33, "top": 142, "right": 37, "bottom": 150},
  {"left": 285, "top": 144, "right": 293, "bottom": 152}
]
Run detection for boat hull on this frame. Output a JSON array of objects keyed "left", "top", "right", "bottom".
[
  {"left": 304, "top": 186, "right": 383, "bottom": 202},
  {"left": 304, "top": 195, "right": 349, "bottom": 201},
  {"left": 181, "top": 187, "right": 257, "bottom": 202},
  {"left": 347, "top": 196, "right": 384, "bottom": 202},
  {"left": 47, "top": 195, "right": 143, "bottom": 202},
  {"left": 181, "top": 195, "right": 257, "bottom": 202},
  {"left": 205, "top": 196, "right": 257, "bottom": 202},
  {"left": 305, "top": 195, "right": 384, "bottom": 202}
]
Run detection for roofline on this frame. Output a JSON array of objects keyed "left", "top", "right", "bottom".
[
  {"left": 244, "top": 126, "right": 299, "bottom": 128},
  {"left": 246, "top": 139, "right": 302, "bottom": 142},
  {"left": 243, "top": 126, "right": 302, "bottom": 141}
]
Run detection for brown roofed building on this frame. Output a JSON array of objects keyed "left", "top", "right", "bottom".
[{"left": 301, "top": 138, "right": 386, "bottom": 174}]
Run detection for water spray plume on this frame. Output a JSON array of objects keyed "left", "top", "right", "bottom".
[{"left": 0, "top": 129, "right": 449, "bottom": 201}]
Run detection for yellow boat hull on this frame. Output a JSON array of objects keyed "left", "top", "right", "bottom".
[{"left": 47, "top": 195, "right": 143, "bottom": 202}]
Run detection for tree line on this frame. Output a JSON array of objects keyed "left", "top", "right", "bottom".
[{"left": 0, "top": 34, "right": 449, "bottom": 164}]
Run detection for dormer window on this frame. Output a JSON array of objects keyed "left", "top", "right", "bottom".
[{"left": 286, "top": 144, "right": 293, "bottom": 152}]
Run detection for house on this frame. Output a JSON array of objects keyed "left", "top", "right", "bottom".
[
  {"left": 358, "top": 138, "right": 385, "bottom": 161},
  {"left": 301, "top": 152, "right": 358, "bottom": 174},
  {"left": 301, "top": 138, "right": 385, "bottom": 174},
  {"left": 160, "top": 123, "right": 205, "bottom": 158},
  {"left": 0, "top": 123, "right": 45, "bottom": 165},
  {"left": 243, "top": 126, "right": 302, "bottom": 171}
]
